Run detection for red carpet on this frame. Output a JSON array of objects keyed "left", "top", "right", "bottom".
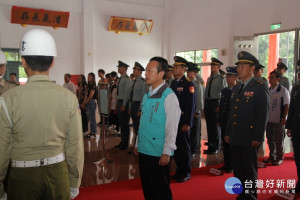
[{"left": 75, "top": 153, "right": 299, "bottom": 200}]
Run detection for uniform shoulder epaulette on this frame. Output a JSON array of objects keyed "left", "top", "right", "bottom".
[
  {"left": 256, "top": 79, "right": 264, "bottom": 84},
  {"left": 125, "top": 75, "right": 129, "bottom": 78},
  {"left": 195, "top": 80, "right": 201, "bottom": 84},
  {"left": 185, "top": 77, "right": 191, "bottom": 82}
]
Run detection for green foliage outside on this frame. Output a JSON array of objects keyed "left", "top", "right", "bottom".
[{"left": 258, "top": 31, "right": 295, "bottom": 83}]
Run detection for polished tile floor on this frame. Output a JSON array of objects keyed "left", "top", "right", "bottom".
[{"left": 80, "top": 115, "right": 293, "bottom": 188}]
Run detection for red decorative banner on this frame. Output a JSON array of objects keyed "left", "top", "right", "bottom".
[
  {"left": 11, "top": 6, "right": 69, "bottom": 28},
  {"left": 108, "top": 16, "right": 153, "bottom": 35}
]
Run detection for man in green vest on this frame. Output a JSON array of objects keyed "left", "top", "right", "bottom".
[{"left": 135, "top": 57, "right": 181, "bottom": 200}]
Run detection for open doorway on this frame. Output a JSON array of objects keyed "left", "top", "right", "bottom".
[{"left": 256, "top": 29, "right": 299, "bottom": 90}]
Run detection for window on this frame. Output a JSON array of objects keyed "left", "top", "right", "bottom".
[{"left": 175, "top": 48, "right": 218, "bottom": 85}]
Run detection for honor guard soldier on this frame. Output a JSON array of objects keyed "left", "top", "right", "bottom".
[
  {"left": 253, "top": 63, "right": 269, "bottom": 88},
  {"left": 225, "top": 51, "right": 269, "bottom": 200},
  {"left": 277, "top": 62, "right": 290, "bottom": 91},
  {"left": 187, "top": 62, "right": 204, "bottom": 157},
  {"left": 204, "top": 57, "right": 227, "bottom": 154},
  {"left": 0, "top": 29, "right": 84, "bottom": 200},
  {"left": 286, "top": 83, "right": 300, "bottom": 194},
  {"left": 170, "top": 56, "right": 196, "bottom": 183},
  {"left": 115, "top": 61, "right": 132, "bottom": 150},
  {"left": 0, "top": 50, "right": 17, "bottom": 96},
  {"left": 129, "top": 62, "right": 147, "bottom": 153},
  {"left": 165, "top": 65, "right": 174, "bottom": 86},
  {"left": 218, "top": 66, "right": 237, "bottom": 173}
]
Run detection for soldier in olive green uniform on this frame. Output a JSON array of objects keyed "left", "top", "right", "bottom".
[
  {"left": 0, "top": 50, "right": 17, "bottom": 96},
  {"left": 115, "top": 61, "right": 132, "bottom": 150},
  {"left": 253, "top": 63, "right": 269, "bottom": 88},
  {"left": 204, "top": 58, "right": 227, "bottom": 154},
  {"left": 225, "top": 51, "right": 269, "bottom": 200},
  {"left": 277, "top": 62, "right": 290, "bottom": 91},
  {"left": 129, "top": 62, "right": 147, "bottom": 153},
  {"left": 165, "top": 65, "right": 174, "bottom": 86},
  {"left": 0, "top": 29, "right": 84, "bottom": 200}
]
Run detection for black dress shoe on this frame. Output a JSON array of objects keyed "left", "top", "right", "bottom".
[
  {"left": 176, "top": 176, "right": 190, "bottom": 183},
  {"left": 204, "top": 149, "right": 219, "bottom": 154},
  {"left": 114, "top": 143, "right": 122, "bottom": 148},
  {"left": 119, "top": 145, "right": 128, "bottom": 150},
  {"left": 171, "top": 174, "right": 179, "bottom": 180}
]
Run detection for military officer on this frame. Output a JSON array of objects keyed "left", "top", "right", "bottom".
[
  {"left": 225, "top": 51, "right": 269, "bottom": 200},
  {"left": 187, "top": 62, "right": 203, "bottom": 157},
  {"left": 204, "top": 58, "right": 227, "bottom": 154},
  {"left": 218, "top": 66, "right": 237, "bottom": 173},
  {"left": 0, "top": 50, "right": 17, "bottom": 96},
  {"left": 277, "top": 62, "right": 290, "bottom": 91},
  {"left": 165, "top": 65, "right": 174, "bottom": 86},
  {"left": 129, "top": 62, "right": 147, "bottom": 153},
  {"left": 0, "top": 29, "right": 84, "bottom": 200},
  {"left": 286, "top": 84, "right": 300, "bottom": 194},
  {"left": 170, "top": 56, "right": 195, "bottom": 183},
  {"left": 253, "top": 63, "right": 269, "bottom": 88},
  {"left": 115, "top": 60, "right": 132, "bottom": 150}
]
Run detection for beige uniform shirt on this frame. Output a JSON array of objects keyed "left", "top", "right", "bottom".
[
  {"left": 0, "top": 75, "right": 84, "bottom": 195},
  {"left": 0, "top": 79, "right": 17, "bottom": 96}
]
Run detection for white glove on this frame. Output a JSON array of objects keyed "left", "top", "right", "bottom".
[
  {"left": 0, "top": 193, "right": 7, "bottom": 200},
  {"left": 70, "top": 188, "right": 79, "bottom": 199}
]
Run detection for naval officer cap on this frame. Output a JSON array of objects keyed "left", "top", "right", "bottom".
[
  {"left": 173, "top": 56, "right": 189, "bottom": 67},
  {"left": 277, "top": 62, "right": 288, "bottom": 70},
  {"left": 188, "top": 62, "right": 200, "bottom": 72},
  {"left": 211, "top": 57, "right": 223, "bottom": 66},
  {"left": 255, "top": 63, "right": 265, "bottom": 70},
  {"left": 226, "top": 66, "right": 237, "bottom": 75},
  {"left": 167, "top": 65, "right": 174, "bottom": 71},
  {"left": 235, "top": 51, "right": 259, "bottom": 66},
  {"left": 117, "top": 60, "right": 129, "bottom": 68},
  {"left": 133, "top": 62, "right": 145, "bottom": 71}
]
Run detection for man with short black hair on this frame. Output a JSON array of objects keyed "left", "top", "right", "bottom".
[
  {"left": 135, "top": 56, "right": 180, "bottom": 200},
  {"left": 9, "top": 73, "right": 19, "bottom": 85},
  {"left": 225, "top": 51, "right": 269, "bottom": 200},
  {"left": 263, "top": 70, "right": 289, "bottom": 166},
  {"left": 0, "top": 29, "right": 84, "bottom": 200},
  {"left": 63, "top": 73, "right": 76, "bottom": 94},
  {"left": 253, "top": 63, "right": 268, "bottom": 88}
]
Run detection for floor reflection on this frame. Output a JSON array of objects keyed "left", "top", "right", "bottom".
[{"left": 80, "top": 118, "right": 293, "bottom": 188}]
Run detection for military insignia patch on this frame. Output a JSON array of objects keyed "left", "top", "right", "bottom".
[
  {"left": 239, "top": 51, "right": 243, "bottom": 58},
  {"left": 189, "top": 86, "right": 195, "bottom": 93}
]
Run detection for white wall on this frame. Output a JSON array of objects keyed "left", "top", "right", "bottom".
[
  {"left": 91, "top": 0, "right": 164, "bottom": 77},
  {"left": 168, "top": 0, "right": 300, "bottom": 67},
  {"left": 0, "top": 0, "right": 82, "bottom": 85}
]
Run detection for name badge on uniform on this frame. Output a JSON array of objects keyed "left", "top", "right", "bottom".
[
  {"left": 177, "top": 87, "right": 183, "bottom": 92},
  {"left": 189, "top": 86, "right": 194, "bottom": 94}
]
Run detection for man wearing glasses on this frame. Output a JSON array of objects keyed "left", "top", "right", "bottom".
[{"left": 225, "top": 51, "right": 269, "bottom": 200}]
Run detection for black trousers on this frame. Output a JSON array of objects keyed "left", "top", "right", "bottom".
[
  {"left": 204, "top": 100, "right": 221, "bottom": 151},
  {"left": 139, "top": 153, "right": 172, "bottom": 200},
  {"left": 81, "top": 108, "right": 88, "bottom": 133},
  {"left": 231, "top": 145, "right": 258, "bottom": 200},
  {"left": 130, "top": 101, "right": 141, "bottom": 135},
  {"left": 174, "top": 125, "right": 191, "bottom": 178},
  {"left": 109, "top": 110, "right": 119, "bottom": 131},
  {"left": 292, "top": 137, "right": 300, "bottom": 189},
  {"left": 117, "top": 100, "right": 130, "bottom": 147},
  {"left": 190, "top": 114, "right": 201, "bottom": 154},
  {"left": 221, "top": 123, "right": 231, "bottom": 168}
]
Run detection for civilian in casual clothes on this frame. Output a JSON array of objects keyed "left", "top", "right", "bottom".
[
  {"left": 263, "top": 70, "right": 290, "bottom": 166},
  {"left": 77, "top": 74, "right": 88, "bottom": 134},
  {"left": 63, "top": 73, "right": 76, "bottom": 94},
  {"left": 85, "top": 72, "right": 97, "bottom": 138}
]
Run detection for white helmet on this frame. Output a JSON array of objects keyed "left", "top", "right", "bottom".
[
  {"left": 0, "top": 50, "right": 7, "bottom": 64},
  {"left": 20, "top": 29, "right": 57, "bottom": 57}
]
